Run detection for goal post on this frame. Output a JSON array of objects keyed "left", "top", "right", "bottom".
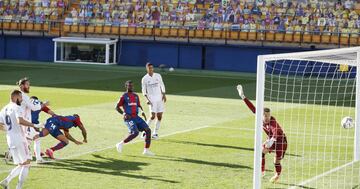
[{"left": 253, "top": 47, "right": 360, "bottom": 189}]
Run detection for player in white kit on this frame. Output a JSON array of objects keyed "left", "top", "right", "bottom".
[
  {"left": 17, "top": 77, "right": 49, "bottom": 163},
  {"left": 0, "top": 90, "right": 43, "bottom": 189},
  {"left": 141, "top": 63, "right": 166, "bottom": 139}
]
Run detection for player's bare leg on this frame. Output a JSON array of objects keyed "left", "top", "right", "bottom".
[
  {"left": 117, "top": 130, "right": 139, "bottom": 154},
  {"left": 143, "top": 113, "right": 156, "bottom": 138},
  {"left": 46, "top": 135, "right": 69, "bottom": 159},
  {"left": 142, "top": 128, "right": 154, "bottom": 156},
  {"left": 270, "top": 158, "right": 281, "bottom": 183},
  {"left": 262, "top": 147, "right": 269, "bottom": 177},
  {"left": 152, "top": 112, "right": 162, "bottom": 139}
]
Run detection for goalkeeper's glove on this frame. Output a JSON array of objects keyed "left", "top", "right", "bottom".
[
  {"left": 237, "top": 84, "right": 246, "bottom": 99},
  {"left": 264, "top": 138, "right": 276, "bottom": 148}
]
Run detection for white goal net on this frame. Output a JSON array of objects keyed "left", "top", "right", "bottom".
[{"left": 253, "top": 47, "right": 360, "bottom": 189}]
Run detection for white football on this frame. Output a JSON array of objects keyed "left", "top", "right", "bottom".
[
  {"left": 169, "top": 67, "right": 175, "bottom": 72},
  {"left": 341, "top": 116, "right": 354, "bottom": 129}
]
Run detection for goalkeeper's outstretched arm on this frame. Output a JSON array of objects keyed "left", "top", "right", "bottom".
[{"left": 237, "top": 85, "right": 256, "bottom": 114}]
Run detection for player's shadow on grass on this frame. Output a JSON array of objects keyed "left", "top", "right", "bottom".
[
  {"left": 163, "top": 139, "right": 302, "bottom": 158},
  {"left": 38, "top": 154, "right": 178, "bottom": 184},
  {"left": 129, "top": 155, "right": 251, "bottom": 170}
]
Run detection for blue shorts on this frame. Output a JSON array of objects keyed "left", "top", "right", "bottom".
[
  {"left": 44, "top": 118, "right": 64, "bottom": 138},
  {"left": 124, "top": 116, "right": 149, "bottom": 134}
]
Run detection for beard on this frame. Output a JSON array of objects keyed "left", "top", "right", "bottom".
[
  {"left": 16, "top": 99, "right": 21, "bottom": 106},
  {"left": 22, "top": 87, "right": 30, "bottom": 93}
]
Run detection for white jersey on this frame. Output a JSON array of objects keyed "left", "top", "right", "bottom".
[
  {"left": 141, "top": 73, "right": 166, "bottom": 102},
  {"left": 20, "top": 91, "right": 41, "bottom": 123},
  {"left": 0, "top": 102, "right": 27, "bottom": 147}
]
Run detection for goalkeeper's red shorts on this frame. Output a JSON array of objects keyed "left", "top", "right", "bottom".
[{"left": 265, "top": 137, "right": 288, "bottom": 160}]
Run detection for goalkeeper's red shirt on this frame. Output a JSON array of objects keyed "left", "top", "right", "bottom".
[{"left": 243, "top": 98, "right": 286, "bottom": 142}]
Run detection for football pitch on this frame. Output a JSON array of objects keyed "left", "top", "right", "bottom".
[{"left": 0, "top": 61, "right": 359, "bottom": 189}]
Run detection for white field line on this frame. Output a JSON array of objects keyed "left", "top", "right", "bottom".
[
  {"left": 0, "top": 124, "right": 211, "bottom": 173},
  {"left": 288, "top": 161, "right": 357, "bottom": 189}
]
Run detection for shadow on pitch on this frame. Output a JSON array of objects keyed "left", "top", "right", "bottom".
[
  {"left": 37, "top": 154, "right": 178, "bottom": 184},
  {"left": 163, "top": 139, "right": 302, "bottom": 158},
  {"left": 273, "top": 182, "right": 316, "bottom": 189},
  {"left": 128, "top": 154, "right": 251, "bottom": 170}
]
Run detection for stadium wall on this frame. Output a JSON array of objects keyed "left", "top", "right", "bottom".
[{"left": 0, "top": 36, "right": 313, "bottom": 72}]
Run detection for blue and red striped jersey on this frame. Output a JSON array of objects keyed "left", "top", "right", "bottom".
[{"left": 116, "top": 92, "right": 141, "bottom": 117}]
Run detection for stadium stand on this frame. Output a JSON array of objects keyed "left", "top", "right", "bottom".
[{"left": 1, "top": 0, "right": 360, "bottom": 45}]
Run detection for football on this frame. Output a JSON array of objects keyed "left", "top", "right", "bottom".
[
  {"left": 341, "top": 116, "right": 354, "bottom": 129},
  {"left": 169, "top": 67, "right": 175, "bottom": 72}
]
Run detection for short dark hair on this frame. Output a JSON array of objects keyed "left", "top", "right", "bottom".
[
  {"left": 16, "top": 77, "right": 29, "bottom": 86},
  {"left": 264, "top": 107, "right": 270, "bottom": 113},
  {"left": 30, "top": 96, "right": 38, "bottom": 100},
  {"left": 125, "top": 80, "right": 133, "bottom": 87},
  {"left": 146, "top": 62, "right": 153, "bottom": 67},
  {"left": 11, "top": 90, "right": 22, "bottom": 98}
]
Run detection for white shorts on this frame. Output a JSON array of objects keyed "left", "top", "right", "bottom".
[
  {"left": 9, "top": 141, "right": 30, "bottom": 165},
  {"left": 149, "top": 100, "right": 165, "bottom": 113}
]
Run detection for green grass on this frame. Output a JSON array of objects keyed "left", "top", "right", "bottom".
[{"left": 0, "top": 61, "right": 359, "bottom": 189}]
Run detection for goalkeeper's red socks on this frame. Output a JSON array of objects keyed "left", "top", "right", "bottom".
[
  {"left": 274, "top": 163, "right": 282, "bottom": 175},
  {"left": 262, "top": 153, "right": 265, "bottom": 172}
]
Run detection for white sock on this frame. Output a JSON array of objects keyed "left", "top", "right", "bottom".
[
  {"left": 153, "top": 120, "right": 161, "bottom": 135},
  {"left": 34, "top": 139, "right": 42, "bottom": 160},
  {"left": 16, "top": 165, "right": 30, "bottom": 189},
  {"left": 146, "top": 119, "right": 153, "bottom": 126},
  {"left": 4, "top": 165, "right": 22, "bottom": 183}
]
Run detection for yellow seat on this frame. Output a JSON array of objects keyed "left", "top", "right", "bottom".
[
  {"left": 2, "top": 22, "right": 10, "bottom": 30},
  {"left": 195, "top": 30, "right": 204, "bottom": 38},
  {"left": 321, "top": 35, "right": 330, "bottom": 44},
  {"left": 188, "top": 30, "right": 195, "bottom": 38},
  {"left": 340, "top": 36, "right": 349, "bottom": 45},
  {"left": 350, "top": 37, "right": 358, "bottom": 46},
  {"left": 178, "top": 29, "right": 186, "bottom": 37},
  {"left": 95, "top": 26, "right": 103, "bottom": 33},
  {"left": 256, "top": 32, "right": 265, "bottom": 41},
  {"left": 239, "top": 32, "right": 247, "bottom": 40},
  {"left": 10, "top": 22, "right": 18, "bottom": 30},
  {"left": 213, "top": 30, "right": 222, "bottom": 39},
  {"left": 284, "top": 34, "right": 293, "bottom": 42},
  {"left": 275, "top": 33, "right": 284, "bottom": 42},
  {"left": 161, "top": 28, "right": 169, "bottom": 37},
  {"left": 293, "top": 34, "right": 301, "bottom": 42},
  {"left": 204, "top": 30, "right": 212, "bottom": 38},
  {"left": 265, "top": 32, "right": 274, "bottom": 41},
  {"left": 144, "top": 28, "right": 153, "bottom": 36},
  {"left": 63, "top": 25, "right": 70, "bottom": 32},
  {"left": 154, "top": 28, "right": 161, "bottom": 36},
  {"left": 20, "top": 22, "right": 26, "bottom": 30},
  {"left": 103, "top": 26, "right": 111, "bottom": 34},
  {"left": 111, "top": 26, "right": 119, "bottom": 35},
  {"left": 120, "top": 27, "right": 127, "bottom": 35},
  {"left": 330, "top": 35, "right": 339, "bottom": 44},
  {"left": 25, "top": 23, "right": 34, "bottom": 30},
  {"left": 34, "top": 24, "right": 42, "bottom": 31},
  {"left": 229, "top": 31, "right": 238, "bottom": 40},
  {"left": 127, "top": 27, "right": 135, "bottom": 35},
  {"left": 70, "top": 25, "right": 79, "bottom": 33},
  {"left": 302, "top": 34, "right": 311, "bottom": 43},
  {"left": 79, "top": 25, "right": 86, "bottom": 33},
  {"left": 312, "top": 35, "right": 321, "bottom": 43},
  {"left": 248, "top": 32, "right": 256, "bottom": 41},
  {"left": 136, "top": 27, "right": 144, "bottom": 35},
  {"left": 169, "top": 28, "right": 178, "bottom": 37},
  {"left": 87, "top": 25, "right": 95, "bottom": 33}
]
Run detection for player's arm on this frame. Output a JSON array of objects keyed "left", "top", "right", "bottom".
[
  {"left": 159, "top": 74, "right": 166, "bottom": 102},
  {"left": 141, "top": 77, "right": 152, "bottom": 105},
  {"left": 77, "top": 123, "right": 87, "bottom": 143},
  {"left": 264, "top": 121, "right": 279, "bottom": 148},
  {"left": 137, "top": 96, "right": 147, "bottom": 120},
  {"left": 0, "top": 120, "right": 5, "bottom": 131},
  {"left": 64, "top": 130, "right": 82, "bottom": 145},
  {"left": 237, "top": 85, "right": 256, "bottom": 114},
  {"left": 115, "top": 97, "right": 130, "bottom": 120},
  {"left": 41, "top": 105, "right": 56, "bottom": 116},
  {"left": 17, "top": 117, "right": 42, "bottom": 131}
]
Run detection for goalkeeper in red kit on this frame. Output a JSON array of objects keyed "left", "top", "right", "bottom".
[{"left": 237, "top": 85, "right": 287, "bottom": 184}]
